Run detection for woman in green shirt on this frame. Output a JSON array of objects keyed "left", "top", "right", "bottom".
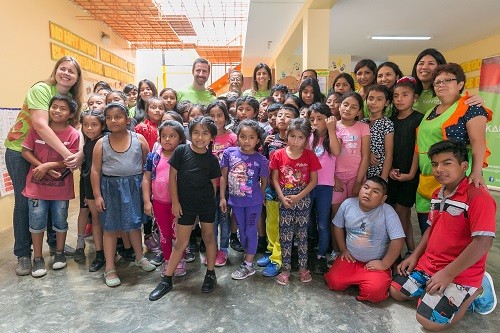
[{"left": 243, "top": 63, "right": 272, "bottom": 98}]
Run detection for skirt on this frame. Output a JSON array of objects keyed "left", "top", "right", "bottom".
[{"left": 100, "top": 174, "right": 143, "bottom": 232}]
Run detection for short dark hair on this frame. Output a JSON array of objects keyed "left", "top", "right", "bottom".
[
  {"left": 192, "top": 58, "right": 210, "bottom": 73},
  {"left": 267, "top": 102, "right": 283, "bottom": 114},
  {"left": 287, "top": 117, "right": 312, "bottom": 138},
  {"left": 432, "top": 63, "right": 466, "bottom": 94},
  {"left": 280, "top": 104, "right": 300, "bottom": 118},
  {"left": 301, "top": 69, "right": 318, "bottom": 80},
  {"left": 428, "top": 139, "right": 469, "bottom": 164},
  {"left": 271, "top": 84, "right": 289, "bottom": 95},
  {"left": 366, "top": 175, "right": 388, "bottom": 194},
  {"left": 365, "top": 84, "right": 392, "bottom": 102}
]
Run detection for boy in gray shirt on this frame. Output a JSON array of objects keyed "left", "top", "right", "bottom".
[{"left": 325, "top": 176, "right": 405, "bottom": 302}]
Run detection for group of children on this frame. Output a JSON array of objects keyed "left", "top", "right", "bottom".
[{"left": 20, "top": 70, "right": 496, "bottom": 330}]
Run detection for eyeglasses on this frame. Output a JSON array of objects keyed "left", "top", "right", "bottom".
[
  {"left": 229, "top": 77, "right": 242, "bottom": 82},
  {"left": 433, "top": 78, "right": 458, "bottom": 86}
]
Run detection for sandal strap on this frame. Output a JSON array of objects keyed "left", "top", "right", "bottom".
[{"left": 104, "top": 269, "right": 116, "bottom": 276}]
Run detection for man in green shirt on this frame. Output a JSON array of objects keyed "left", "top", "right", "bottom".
[{"left": 177, "top": 58, "right": 216, "bottom": 105}]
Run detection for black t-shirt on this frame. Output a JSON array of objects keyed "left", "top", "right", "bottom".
[
  {"left": 390, "top": 111, "right": 424, "bottom": 180},
  {"left": 169, "top": 144, "right": 222, "bottom": 214},
  {"left": 81, "top": 133, "right": 107, "bottom": 178}
]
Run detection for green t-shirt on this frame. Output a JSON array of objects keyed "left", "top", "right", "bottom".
[
  {"left": 242, "top": 89, "right": 270, "bottom": 98},
  {"left": 5, "top": 82, "right": 58, "bottom": 152},
  {"left": 178, "top": 85, "right": 216, "bottom": 106},
  {"left": 413, "top": 89, "right": 440, "bottom": 114}
]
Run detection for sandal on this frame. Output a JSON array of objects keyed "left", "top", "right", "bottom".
[
  {"left": 135, "top": 257, "right": 156, "bottom": 272},
  {"left": 276, "top": 272, "right": 290, "bottom": 286},
  {"left": 300, "top": 269, "right": 312, "bottom": 283},
  {"left": 104, "top": 270, "right": 121, "bottom": 287}
]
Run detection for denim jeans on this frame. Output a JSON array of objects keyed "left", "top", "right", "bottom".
[
  {"left": 6, "top": 149, "right": 56, "bottom": 258},
  {"left": 214, "top": 189, "right": 230, "bottom": 251},
  {"left": 309, "top": 185, "right": 334, "bottom": 257},
  {"left": 28, "top": 199, "right": 69, "bottom": 233}
]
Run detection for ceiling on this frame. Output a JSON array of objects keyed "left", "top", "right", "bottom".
[
  {"left": 243, "top": 0, "right": 500, "bottom": 64},
  {"left": 71, "top": 0, "right": 248, "bottom": 63}
]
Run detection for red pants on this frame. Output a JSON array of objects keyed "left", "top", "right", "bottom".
[
  {"left": 152, "top": 200, "right": 176, "bottom": 260},
  {"left": 324, "top": 258, "right": 391, "bottom": 303}
]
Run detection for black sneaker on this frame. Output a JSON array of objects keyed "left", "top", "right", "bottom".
[
  {"left": 230, "top": 237, "right": 244, "bottom": 252},
  {"left": 89, "top": 257, "right": 105, "bottom": 272},
  {"left": 149, "top": 277, "right": 173, "bottom": 301},
  {"left": 52, "top": 252, "right": 67, "bottom": 270},
  {"left": 74, "top": 248, "right": 86, "bottom": 262},
  {"left": 201, "top": 274, "right": 217, "bottom": 293},
  {"left": 32, "top": 257, "right": 47, "bottom": 278},
  {"left": 150, "top": 252, "right": 164, "bottom": 266},
  {"left": 313, "top": 257, "right": 328, "bottom": 275},
  {"left": 122, "top": 248, "right": 136, "bottom": 262},
  {"left": 199, "top": 239, "right": 206, "bottom": 253}
]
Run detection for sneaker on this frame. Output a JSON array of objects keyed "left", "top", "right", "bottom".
[
  {"left": 262, "top": 261, "right": 280, "bottom": 277},
  {"left": 31, "top": 257, "right": 47, "bottom": 277},
  {"left": 50, "top": 244, "right": 76, "bottom": 257},
  {"left": 199, "top": 239, "right": 206, "bottom": 253},
  {"left": 231, "top": 263, "right": 256, "bottom": 280},
  {"left": 89, "top": 257, "right": 105, "bottom": 272},
  {"left": 189, "top": 238, "right": 199, "bottom": 253},
  {"left": 52, "top": 252, "right": 67, "bottom": 270},
  {"left": 16, "top": 256, "right": 32, "bottom": 276},
  {"left": 184, "top": 248, "right": 195, "bottom": 263},
  {"left": 121, "top": 248, "right": 136, "bottom": 262},
  {"left": 313, "top": 257, "right": 328, "bottom": 275},
  {"left": 215, "top": 251, "right": 228, "bottom": 267},
  {"left": 327, "top": 251, "right": 340, "bottom": 268},
  {"left": 144, "top": 235, "right": 161, "bottom": 254},
  {"left": 174, "top": 259, "right": 187, "bottom": 277},
  {"left": 257, "top": 253, "right": 271, "bottom": 267},
  {"left": 230, "top": 236, "right": 244, "bottom": 252},
  {"left": 201, "top": 274, "right": 217, "bottom": 293},
  {"left": 135, "top": 258, "right": 156, "bottom": 272},
  {"left": 84, "top": 223, "right": 93, "bottom": 238},
  {"left": 471, "top": 272, "right": 497, "bottom": 315},
  {"left": 150, "top": 252, "right": 164, "bottom": 266},
  {"left": 74, "top": 247, "right": 86, "bottom": 262}
]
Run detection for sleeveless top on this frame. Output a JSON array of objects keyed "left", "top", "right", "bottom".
[{"left": 102, "top": 131, "right": 143, "bottom": 176}]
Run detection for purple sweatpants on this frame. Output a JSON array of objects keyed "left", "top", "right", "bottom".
[{"left": 232, "top": 204, "right": 263, "bottom": 255}]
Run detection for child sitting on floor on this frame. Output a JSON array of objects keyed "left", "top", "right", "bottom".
[
  {"left": 390, "top": 140, "right": 496, "bottom": 331},
  {"left": 324, "top": 175, "right": 405, "bottom": 302}
]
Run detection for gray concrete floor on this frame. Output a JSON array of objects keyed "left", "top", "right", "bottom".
[{"left": 0, "top": 193, "right": 499, "bottom": 333}]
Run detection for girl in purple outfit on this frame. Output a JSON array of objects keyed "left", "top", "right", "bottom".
[{"left": 220, "top": 119, "right": 269, "bottom": 280}]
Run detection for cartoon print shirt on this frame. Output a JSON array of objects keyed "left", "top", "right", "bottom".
[
  {"left": 269, "top": 148, "right": 321, "bottom": 189},
  {"left": 212, "top": 132, "right": 237, "bottom": 187},
  {"left": 220, "top": 146, "right": 269, "bottom": 207}
]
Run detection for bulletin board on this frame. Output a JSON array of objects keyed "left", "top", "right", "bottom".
[{"left": 0, "top": 108, "right": 21, "bottom": 196}]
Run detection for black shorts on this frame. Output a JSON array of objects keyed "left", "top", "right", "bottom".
[
  {"left": 83, "top": 174, "right": 95, "bottom": 200},
  {"left": 386, "top": 178, "right": 418, "bottom": 208},
  {"left": 79, "top": 176, "right": 88, "bottom": 208},
  {"left": 178, "top": 211, "right": 215, "bottom": 226}
]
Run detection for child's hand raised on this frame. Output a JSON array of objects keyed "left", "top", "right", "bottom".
[
  {"left": 340, "top": 249, "right": 356, "bottom": 263},
  {"left": 325, "top": 116, "right": 337, "bottom": 132}
]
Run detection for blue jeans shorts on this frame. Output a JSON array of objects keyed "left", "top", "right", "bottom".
[{"left": 28, "top": 199, "right": 69, "bottom": 233}]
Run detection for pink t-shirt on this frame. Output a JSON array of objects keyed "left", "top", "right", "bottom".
[
  {"left": 152, "top": 153, "right": 171, "bottom": 203},
  {"left": 212, "top": 131, "right": 237, "bottom": 186},
  {"left": 22, "top": 126, "right": 80, "bottom": 200},
  {"left": 335, "top": 121, "right": 370, "bottom": 175},
  {"left": 309, "top": 135, "right": 336, "bottom": 186},
  {"left": 269, "top": 148, "right": 321, "bottom": 189}
]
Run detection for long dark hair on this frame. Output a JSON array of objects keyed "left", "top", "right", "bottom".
[
  {"left": 135, "top": 79, "right": 158, "bottom": 123},
  {"left": 308, "top": 102, "right": 333, "bottom": 156}
]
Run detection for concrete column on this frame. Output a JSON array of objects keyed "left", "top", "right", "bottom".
[{"left": 303, "top": 8, "right": 330, "bottom": 70}]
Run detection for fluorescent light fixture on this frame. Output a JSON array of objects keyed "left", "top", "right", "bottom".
[{"left": 370, "top": 36, "right": 432, "bottom": 40}]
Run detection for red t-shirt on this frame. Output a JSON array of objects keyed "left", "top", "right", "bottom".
[
  {"left": 22, "top": 126, "right": 80, "bottom": 200},
  {"left": 415, "top": 178, "right": 496, "bottom": 287},
  {"left": 134, "top": 119, "right": 158, "bottom": 151},
  {"left": 269, "top": 148, "right": 321, "bottom": 189}
]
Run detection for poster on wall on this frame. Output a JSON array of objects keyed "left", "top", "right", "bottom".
[
  {"left": 479, "top": 55, "right": 500, "bottom": 191},
  {"left": 0, "top": 108, "right": 21, "bottom": 196}
]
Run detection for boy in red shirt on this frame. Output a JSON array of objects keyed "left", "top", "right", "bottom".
[{"left": 390, "top": 140, "right": 496, "bottom": 331}]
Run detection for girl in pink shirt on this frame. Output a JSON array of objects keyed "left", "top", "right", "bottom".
[{"left": 307, "top": 102, "right": 341, "bottom": 274}]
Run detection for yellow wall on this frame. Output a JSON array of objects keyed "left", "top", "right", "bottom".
[{"left": 0, "top": 0, "right": 135, "bottom": 231}]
